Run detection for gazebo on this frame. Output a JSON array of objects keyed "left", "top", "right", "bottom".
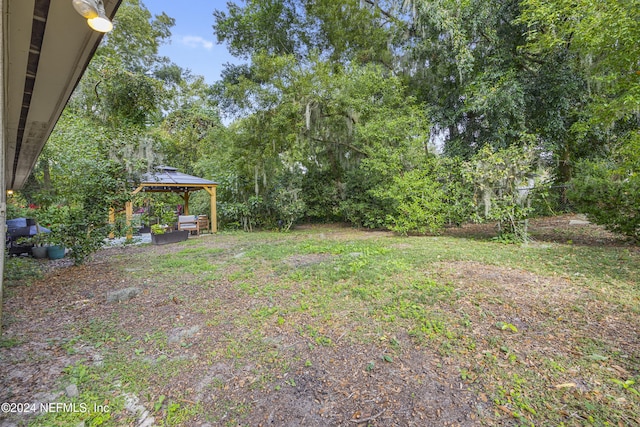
[{"left": 121, "top": 166, "right": 218, "bottom": 234}]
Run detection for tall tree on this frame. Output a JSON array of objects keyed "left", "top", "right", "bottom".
[
  {"left": 518, "top": 0, "right": 639, "bottom": 130},
  {"left": 214, "top": 0, "right": 395, "bottom": 66},
  {"left": 518, "top": 0, "right": 639, "bottom": 191},
  {"left": 398, "top": 0, "right": 534, "bottom": 157},
  {"left": 156, "top": 76, "right": 221, "bottom": 174}
]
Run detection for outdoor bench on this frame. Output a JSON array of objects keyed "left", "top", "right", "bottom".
[{"left": 177, "top": 215, "right": 200, "bottom": 235}]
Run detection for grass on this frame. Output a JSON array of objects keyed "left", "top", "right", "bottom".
[{"left": 2, "top": 224, "right": 639, "bottom": 426}]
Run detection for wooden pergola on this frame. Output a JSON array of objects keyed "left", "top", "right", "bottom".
[{"left": 121, "top": 166, "right": 218, "bottom": 234}]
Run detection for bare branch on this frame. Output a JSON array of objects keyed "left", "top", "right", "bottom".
[{"left": 362, "top": 0, "right": 401, "bottom": 24}]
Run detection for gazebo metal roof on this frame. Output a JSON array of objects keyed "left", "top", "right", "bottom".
[{"left": 136, "top": 166, "right": 218, "bottom": 193}]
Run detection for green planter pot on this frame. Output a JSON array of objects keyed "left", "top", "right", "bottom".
[{"left": 47, "top": 245, "right": 65, "bottom": 260}]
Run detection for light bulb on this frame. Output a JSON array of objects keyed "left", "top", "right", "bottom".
[{"left": 88, "top": 16, "right": 113, "bottom": 32}]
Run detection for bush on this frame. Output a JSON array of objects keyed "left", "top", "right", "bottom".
[
  {"left": 270, "top": 186, "right": 306, "bottom": 231},
  {"left": 373, "top": 157, "right": 472, "bottom": 235},
  {"left": 339, "top": 155, "right": 473, "bottom": 234},
  {"left": 339, "top": 158, "right": 397, "bottom": 229},
  {"left": 6, "top": 193, "right": 34, "bottom": 220},
  {"left": 464, "top": 144, "right": 548, "bottom": 242},
  {"left": 300, "top": 168, "right": 343, "bottom": 223},
  {"left": 439, "top": 157, "right": 475, "bottom": 226},
  {"left": 379, "top": 166, "right": 448, "bottom": 235},
  {"left": 569, "top": 158, "right": 640, "bottom": 241},
  {"left": 39, "top": 205, "right": 112, "bottom": 265}
]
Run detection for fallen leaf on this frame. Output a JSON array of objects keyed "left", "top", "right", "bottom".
[
  {"left": 610, "top": 365, "right": 629, "bottom": 376},
  {"left": 585, "top": 354, "right": 608, "bottom": 361},
  {"left": 553, "top": 383, "right": 577, "bottom": 389},
  {"left": 497, "top": 405, "right": 512, "bottom": 415}
]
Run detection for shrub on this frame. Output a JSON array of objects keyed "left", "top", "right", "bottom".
[
  {"left": 270, "top": 186, "right": 306, "bottom": 231},
  {"left": 340, "top": 164, "right": 393, "bottom": 229},
  {"left": 464, "top": 144, "right": 549, "bottom": 242},
  {"left": 380, "top": 165, "right": 449, "bottom": 235},
  {"left": 569, "top": 135, "right": 640, "bottom": 241},
  {"left": 40, "top": 205, "right": 112, "bottom": 265},
  {"left": 373, "top": 157, "right": 471, "bottom": 236}
]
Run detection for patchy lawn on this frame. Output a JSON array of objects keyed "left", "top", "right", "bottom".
[{"left": 1, "top": 215, "right": 639, "bottom": 426}]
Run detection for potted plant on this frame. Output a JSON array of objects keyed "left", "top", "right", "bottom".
[
  {"left": 42, "top": 228, "right": 66, "bottom": 259},
  {"left": 13, "top": 221, "right": 51, "bottom": 259},
  {"left": 47, "top": 244, "right": 66, "bottom": 260},
  {"left": 31, "top": 244, "right": 49, "bottom": 259},
  {"left": 30, "top": 231, "right": 50, "bottom": 259},
  {"left": 15, "top": 234, "right": 46, "bottom": 258},
  {"left": 35, "top": 205, "right": 69, "bottom": 260},
  {"left": 138, "top": 212, "right": 151, "bottom": 234}
]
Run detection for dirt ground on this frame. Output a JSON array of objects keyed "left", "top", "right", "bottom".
[{"left": 0, "top": 215, "right": 637, "bottom": 426}]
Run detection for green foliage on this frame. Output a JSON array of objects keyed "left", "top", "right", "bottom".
[
  {"left": 496, "top": 321, "right": 518, "bottom": 333},
  {"left": 206, "top": 57, "right": 432, "bottom": 231},
  {"left": 437, "top": 157, "right": 476, "bottom": 226},
  {"left": 340, "top": 165, "right": 391, "bottom": 229},
  {"left": 5, "top": 192, "right": 35, "bottom": 219},
  {"left": 518, "top": 0, "right": 640, "bottom": 129},
  {"left": 610, "top": 378, "right": 640, "bottom": 397},
  {"left": 147, "top": 199, "right": 178, "bottom": 226},
  {"left": 403, "top": 0, "right": 531, "bottom": 158},
  {"left": 22, "top": 0, "right": 207, "bottom": 262},
  {"left": 157, "top": 101, "right": 221, "bottom": 174},
  {"left": 568, "top": 132, "right": 640, "bottom": 241},
  {"left": 150, "top": 224, "right": 166, "bottom": 235},
  {"left": 32, "top": 155, "right": 130, "bottom": 264},
  {"left": 464, "top": 144, "right": 549, "bottom": 242},
  {"left": 100, "top": 67, "right": 164, "bottom": 126},
  {"left": 340, "top": 155, "right": 473, "bottom": 235},
  {"left": 214, "top": 0, "right": 392, "bottom": 64},
  {"left": 99, "top": 0, "right": 174, "bottom": 72},
  {"left": 21, "top": 0, "right": 639, "bottom": 241},
  {"left": 36, "top": 205, "right": 69, "bottom": 231},
  {"left": 40, "top": 205, "right": 111, "bottom": 265},
  {"left": 375, "top": 160, "right": 448, "bottom": 235},
  {"left": 300, "top": 168, "right": 342, "bottom": 223},
  {"left": 271, "top": 186, "right": 306, "bottom": 231}
]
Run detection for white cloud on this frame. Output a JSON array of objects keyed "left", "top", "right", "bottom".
[{"left": 180, "top": 35, "right": 214, "bottom": 51}]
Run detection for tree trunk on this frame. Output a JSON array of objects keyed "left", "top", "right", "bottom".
[{"left": 558, "top": 144, "right": 572, "bottom": 205}]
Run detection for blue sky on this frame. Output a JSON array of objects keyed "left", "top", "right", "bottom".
[{"left": 143, "top": 0, "right": 241, "bottom": 84}]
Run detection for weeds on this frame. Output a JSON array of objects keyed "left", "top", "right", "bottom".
[{"left": 3, "top": 256, "right": 43, "bottom": 286}]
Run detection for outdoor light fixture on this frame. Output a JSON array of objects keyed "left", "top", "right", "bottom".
[{"left": 72, "top": 0, "right": 113, "bottom": 33}]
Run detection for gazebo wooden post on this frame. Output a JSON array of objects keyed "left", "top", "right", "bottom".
[
  {"left": 211, "top": 185, "right": 217, "bottom": 233},
  {"left": 182, "top": 191, "right": 190, "bottom": 215},
  {"left": 125, "top": 186, "right": 144, "bottom": 239},
  {"left": 108, "top": 207, "right": 115, "bottom": 239},
  {"left": 125, "top": 201, "right": 133, "bottom": 240},
  {"left": 202, "top": 185, "right": 217, "bottom": 233}
]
